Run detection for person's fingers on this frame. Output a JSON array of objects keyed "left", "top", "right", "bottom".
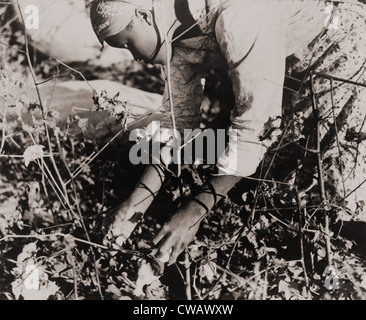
[
  {"left": 168, "top": 242, "right": 187, "bottom": 265},
  {"left": 115, "top": 235, "right": 127, "bottom": 247},
  {"left": 150, "top": 248, "right": 159, "bottom": 257},
  {"left": 110, "top": 206, "right": 139, "bottom": 234},
  {"left": 110, "top": 222, "right": 123, "bottom": 236},
  {"left": 156, "top": 249, "right": 171, "bottom": 263},
  {"left": 153, "top": 225, "right": 169, "bottom": 245},
  {"left": 155, "top": 233, "right": 173, "bottom": 260},
  {"left": 103, "top": 210, "right": 143, "bottom": 250},
  {"left": 168, "top": 245, "right": 181, "bottom": 266}
]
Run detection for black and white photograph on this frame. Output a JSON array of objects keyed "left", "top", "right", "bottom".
[{"left": 0, "top": 0, "right": 365, "bottom": 306}]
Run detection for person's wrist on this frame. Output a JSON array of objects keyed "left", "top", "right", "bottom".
[
  {"left": 186, "top": 198, "right": 208, "bottom": 217},
  {"left": 128, "top": 192, "right": 148, "bottom": 214}
]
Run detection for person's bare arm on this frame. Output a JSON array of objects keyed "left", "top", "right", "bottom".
[
  {"left": 130, "top": 164, "right": 166, "bottom": 213},
  {"left": 105, "top": 57, "right": 203, "bottom": 246},
  {"left": 153, "top": 174, "right": 241, "bottom": 265},
  {"left": 104, "top": 164, "right": 165, "bottom": 246},
  {"left": 152, "top": 2, "right": 287, "bottom": 264}
]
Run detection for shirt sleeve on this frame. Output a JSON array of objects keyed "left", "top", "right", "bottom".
[{"left": 214, "top": 1, "right": 287, "bottom": 177}]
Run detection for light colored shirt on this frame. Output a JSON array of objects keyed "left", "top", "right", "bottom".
[{"left": 159, "top": 0, "right": 365, "bottom": 177}]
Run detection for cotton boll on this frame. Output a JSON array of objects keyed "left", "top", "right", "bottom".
[
  {"left": 134, "top": 261, "right": 160, "bottom": 297},
  {"left": 133, "top": 250, "right": 171, "bottom": 297}
]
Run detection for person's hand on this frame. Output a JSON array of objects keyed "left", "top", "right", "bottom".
[
  {"left": 153, "top": 203, "right": 204, "bottom": 265},
  {"left": 103, "top": 198, "right": 142, "bottom": 248}
]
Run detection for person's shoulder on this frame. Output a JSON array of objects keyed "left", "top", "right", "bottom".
[
  {"left": 215, "top": 0, "right": 289, "bottom": 21},
  {"left": 216, "top": 0, "right": 288, "bottom": 11},
  {"left": 215, "top": 0, "right": 288, "bottom": 31}
]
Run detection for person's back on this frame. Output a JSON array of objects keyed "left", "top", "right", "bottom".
[
  {"left": 210, "top": 0, "right": 363, "bottom": 60},
  {"left": 286, "top": 0, "right": 328, "bottom": 56},
  {"left": 89, "top": 0, "right": 366, "bottom": 263}
]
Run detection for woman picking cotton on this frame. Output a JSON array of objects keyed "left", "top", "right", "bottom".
[{"left": 90, "top": 0, "right": 366, "bottom": 265}]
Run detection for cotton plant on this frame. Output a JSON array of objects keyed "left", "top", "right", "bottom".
[{"left": 11, "top": 242, "right": 60, "bottom": 300}]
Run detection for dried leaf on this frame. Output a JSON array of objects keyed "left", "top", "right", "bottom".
[
  {"left": 23, "top": 243, "right": 37, "bottom": 255},
  {"left": 11, "top": 278, "right": 22, "bottom": 300},
  {"left": 21, "top": 281, "right": 59, "bottom": 300},
  {"left": 63, "top": 234, "right": 76, "bottom": 252},
  {"left": 106, "top": 284, "right": 122, "bottom": 299},
  {"left": 199, "top": 262, "right": 216, "bottom": 282},
  {"left": 134, "top": 260, "right": 160, "bottom": 297},
  {"left": 145, "top": 280, "right": 167, "bottom": 300},
  {"left": 278, "top": 280, "right": 291, "bottom": 300},
  {"left": 278, "top": 280, "right": 300, "bottom": 300}
]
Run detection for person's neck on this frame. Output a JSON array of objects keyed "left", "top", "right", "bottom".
[{"left": 153, "top": 0, "right": 182, "bottom": 44}]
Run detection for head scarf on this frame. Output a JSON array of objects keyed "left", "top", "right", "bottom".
[{"left": 90, "top": 0, "right": 152, "bottom": 48}]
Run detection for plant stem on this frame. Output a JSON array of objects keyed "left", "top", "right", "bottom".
[
  {"left": 314, "top": 72, "right": 366, "bottom": 89},
  {"left": 309, "top": 72, "right": 332, "bottom": 266},
  {"left": 160, "top": 4, "right": 181, "bottom": 178},
  {"left": 16, "top": 0, "right": 72, "bottom": 217},
  {"left": 296, "top": 190, "right": 311, "bottom": 298},
  {"left": 184, "top": 251, "right": 192, "bottom": 300},
  {"left": 330, "top": 79, "right": 346, "bottom": 203},
  {"left": 0, "top": 233, "right": 144, "bottom": 256},
  {"left": 72, "top": 261, "right": 79, "bottom": 300}
]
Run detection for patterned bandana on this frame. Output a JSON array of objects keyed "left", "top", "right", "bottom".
[{"left": 90, "top": 0, "right": 146, "bottom": 47}]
